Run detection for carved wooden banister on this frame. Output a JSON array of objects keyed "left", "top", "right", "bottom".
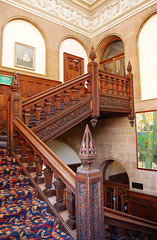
[
  {"left": 22, "top": 73, "right": 92, "bottom": 110},
  {"left": 13, "top": 117, "right": 76, "bottom": 193},
  {"left": 98, "top": 61, "right": 134, "bottom": 126},
  {"left": 104, "top": 207, "right": 157, "bottom": 238}
]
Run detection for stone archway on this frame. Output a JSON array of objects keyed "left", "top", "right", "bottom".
[{"left": 101, "top": 160, "right": 129, "bottom": 213}]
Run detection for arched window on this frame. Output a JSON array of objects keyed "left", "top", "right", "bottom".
[
  {"left": 2, "top": 19, "right": 46, "bottom": 75},
  {"left": 139, "top": 14, "right": 157, "bottom": 100},
  {"left": 100, "top": 39, "right": 125, "bottom": 76}
]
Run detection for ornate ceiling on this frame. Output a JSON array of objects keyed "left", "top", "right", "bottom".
[{"left": 2, "top": 0, "right": 156, "bottom": 37}]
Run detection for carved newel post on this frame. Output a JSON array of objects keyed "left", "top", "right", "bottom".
[
  {"left": 8, "top": 72, "right": 22, "bottom": 154},
  {"left": 75, "top": 124, "right": 104, "bottom": 240},
  {"left": 88, "top": 46, "right": 100, "bottom": 128}
]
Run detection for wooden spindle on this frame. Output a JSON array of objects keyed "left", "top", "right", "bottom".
[
  {"left": 86, "top": 78, "right": 92, "bottom": 97},
  {"left": 34, "top": 154, "right": 44, "bottom": 184},
  {"left": 79, "top": 83, "right": 85, "bottom": 101},
  {"left": 20, "top": 138, "right": 28, "bottom": 163},
  {"left": 14, "top": 131, "right": 21, "bottom": 154},
  {"left": 34, "top": 102, "right": 42, "bottom": 126},
  {"left": 44, "top": 98, "right": 51, "bottom": 120},
  {"left": 66, "top": 187, "right": 76, "bottom": 230},
  {"left": 126, "top": 79, "right": 131, "bottom": 97},
  {"left": 53, "top": 176, "right": 66, "bottom": 212},
  {"left": 63, "top": 91, "right": 70, "bottom": 110},
  {"left": 23, "top": 108, "right": 31, "bottom": 126},
  {"left": 122, "top": 79, "right": 127, "bottom": 96},
  {"left": 100, "top": 75, "right": 107, "bottom": 93},
  {"left": 112, "top": 77, "right": 117, "bottom": 95},
  {"left": 138, "top": 231, "right": 146, "bottom": 240},
  {"left": 106, "top": 76, "right": 112, "bottom": 94},
  {"left": 71, "top": 87, "right": 78, "bottom": 105},
  {"left": 43, "top": 165, "right": 55, "bottom": 197},
  {"left": 111, "top": 226, "right": 125, "bottom": 240},
  {"left": 26, "top": 145, "right": 36, "bottom": 172},
  {"left": 125, "top": 229, "right": 137, "bottom": 240},
  {"left": 54, "top": 94, "right": 61, "bottom": 115},
  {"left": 117, "top": 79, "right": 122, "bottom": 96}
]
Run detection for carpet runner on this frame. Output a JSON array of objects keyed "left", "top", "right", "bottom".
[{"left": 0, "top": 148, "right": 72, "bottom": 240}]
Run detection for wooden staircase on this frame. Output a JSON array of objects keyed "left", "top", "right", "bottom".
[{"left": 1, "top": 47, "right": 157, "bottom": 239}]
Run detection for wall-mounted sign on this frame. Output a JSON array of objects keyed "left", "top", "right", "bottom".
[{"left": 0, "top": 75, "right": 12, "bottom": 85}]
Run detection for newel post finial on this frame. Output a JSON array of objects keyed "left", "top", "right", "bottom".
[
  {"left": 75, "top": 124, "right": 104, "bottom": 240},
  {"left": 127, "top": 61, "right": 132, "bottom": 74},
  {"left": 11, "top": 71, "right": 20, "bottom": 93},
  {"left": 79, "top": 124, "right": 97, "bottom": 170},
  {"left": 89, "top": 46, "right": 97, "bottom": 61}
]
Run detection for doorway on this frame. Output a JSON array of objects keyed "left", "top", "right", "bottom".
[
  {"left": 103, "top": 160, "right": 129, "bottom": 213},
  {"left": 64, "top": 52, "right": 84, "bottom": 82}
]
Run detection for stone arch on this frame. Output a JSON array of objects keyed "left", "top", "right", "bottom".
[
  {"left": 96, "top": 34, "right": 125, "bottom": 75},
  {"left": 138, "top": 12, "right": 157, "bottom": 100},
  {"left": 46, "top": 139, "right": 81, "bottom": 166},
  {"left": 2, "top": 18, "right": 46, "bottom": 75},
  {"left": 100, "top": 159, "right": 129, "bottom": 185},
  {"left": 59, "top": 37, "right": 88, "bottom": 83}
]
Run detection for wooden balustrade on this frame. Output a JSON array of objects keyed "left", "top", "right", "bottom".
[
  {"left": 12, "top": 118, "right": 157, "bottom": 239},
  {"left": 98, "top": 70, "right": 130, "bottom": 97},
  {"left": 104, "top": 207, "right": 157, "bottom": 239}
]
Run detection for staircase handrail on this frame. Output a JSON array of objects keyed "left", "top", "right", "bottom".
[
  {"left": 104, "top": 207, "right": 157, "bottom": 235},
  {"left": 98, "top": 69, "right": 128, "bottom": 81},
  {"left": 22, "top": 73, "right": 92, "bottom": 110},
  {"left": 13, "top": 117, "right": 76, "bottom": 194}
]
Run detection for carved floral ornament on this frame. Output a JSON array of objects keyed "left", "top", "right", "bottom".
[{"left": 4, "top": 0, "right": 155, "bottom": 35}]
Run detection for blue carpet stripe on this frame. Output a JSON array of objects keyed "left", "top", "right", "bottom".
[{"left": 0, "top": 148, "right": 72, "bottom": 240}]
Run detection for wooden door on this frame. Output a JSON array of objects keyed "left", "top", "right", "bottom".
[{"left": 64, "top": 52, "right": 84, "bottom": 82}]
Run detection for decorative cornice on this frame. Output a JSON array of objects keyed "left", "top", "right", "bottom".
[{"left": 1, "top": 0, "right": 156, "bottom": 37}]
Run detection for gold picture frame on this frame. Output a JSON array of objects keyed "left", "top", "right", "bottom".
[
  {"left": 14, "top": 42, "right": 35, "bottom": 70},
  {"left": 135, "top": 110, "right": 157, "bottom": 171}
]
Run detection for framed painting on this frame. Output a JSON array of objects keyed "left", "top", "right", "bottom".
[
  {"left": 135, "top": 110, "right": 157, "bottom": 171},
  {"left": 14, "top": 42, "right": 35, "bottom": 70}
]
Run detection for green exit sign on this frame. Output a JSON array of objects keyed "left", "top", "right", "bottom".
[{"left": 0, "top": 75, "right": 12, "bottom": 85}]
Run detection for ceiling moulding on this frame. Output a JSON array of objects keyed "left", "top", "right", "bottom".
[{"left": 2, "top": 0, "right": 156, "bottom": 38}]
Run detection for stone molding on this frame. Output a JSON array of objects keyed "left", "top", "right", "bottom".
[{"left": 1, "top": 0, "right": 156, "bottom": 37}]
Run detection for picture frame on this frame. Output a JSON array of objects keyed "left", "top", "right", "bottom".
[
  {"left": 14, "top": 42, "right": 35, "bottom": 70},
  {"left": 135, "top": 110, "right": 157, "bottom": 171}
]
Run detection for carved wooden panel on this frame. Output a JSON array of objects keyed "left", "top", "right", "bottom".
[
  {"left": 0, "top": 70, "right": 61, "bottom": 128},
  {"left": 129, "top": 191, "right": 157, "bottom": 222}
]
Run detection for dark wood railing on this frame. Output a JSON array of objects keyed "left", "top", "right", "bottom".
[
  {"left": 13, "top": 117, "right": 75, "bottom": 193},
  {"left": 12, "top": 118, "right": 157, "bottom": 239},
  {"left": 104, "top": 207, "right": 157, "bottom": 239},
  {"left": 6, "top": 47, "right": 145, "bottom": 239}
]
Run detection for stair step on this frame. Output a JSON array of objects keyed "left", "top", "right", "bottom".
[
  {"left": 29, "top": 228, "right": 73, "bottom": 240},
  {"left": 0, "top": 141, "right": 7, "bottom": 149},
  {"left": 0, "top": 214, "right": 59, "bottom": 239},
  {"left": 0, "top": 165, "right": 22, "bottom": 177},
  {"left": 0, "top": 186, "right": 37, "bottom": 207},
  {"left": 0, "top": 199, "right": 47, "bottom": 224},
  {"left": 0, "top": 157, "right": 15, "bottom": 166},
  {"left": 0, "top": 135, "right": 7, "bottom": 141},
  {"left": 0, "top": 175, "right": 29, "bottom": 190},
  {"left": 0, "top": 149, "right": 9, "bottom": 157}
]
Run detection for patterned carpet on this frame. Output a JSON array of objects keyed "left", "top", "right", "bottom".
[{"left": 0, "top": 149, "right": 72, "bottom": 240}]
